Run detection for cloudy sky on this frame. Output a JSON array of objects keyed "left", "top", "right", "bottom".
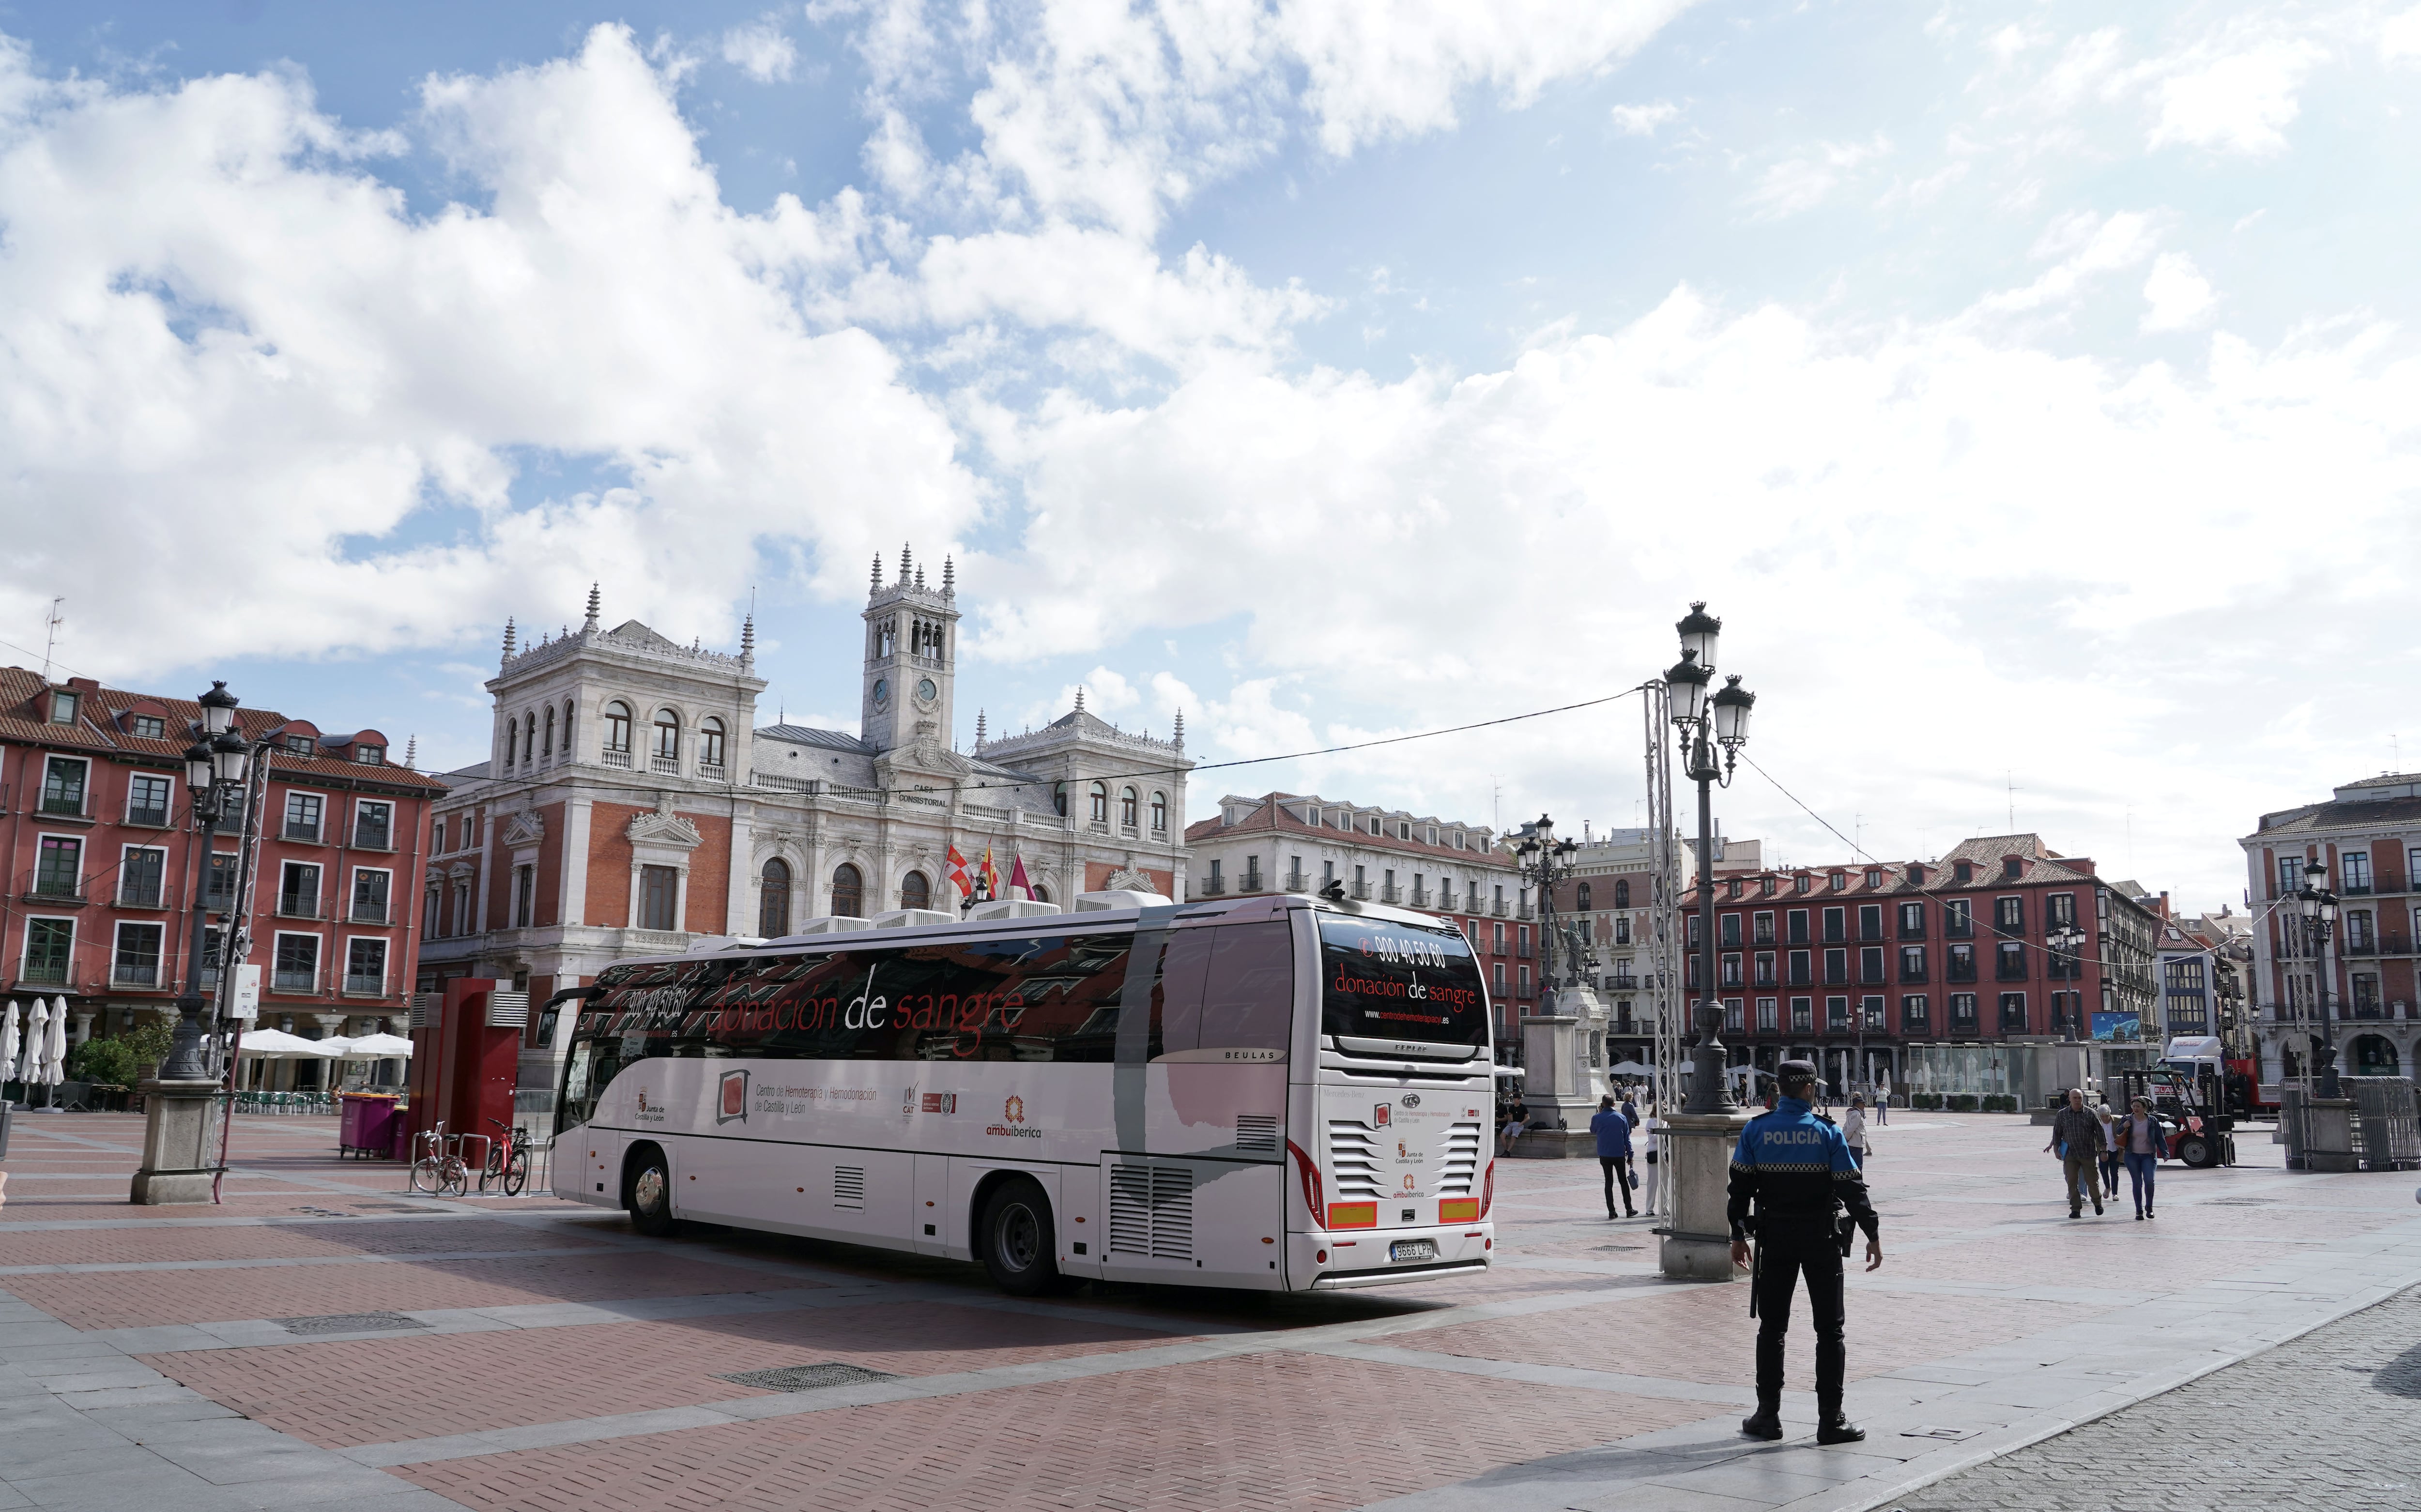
[{"left": 3, "top": 0, "right": 2416, "bottom": 908}]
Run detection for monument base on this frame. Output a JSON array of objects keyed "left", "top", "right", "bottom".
[
  {"left": 1510, "top": 1127, "right": 1596, "bottom": 1159},
  {"left": 128, "top": 1079, "right": 226, "bottom": 1207},
  {"left": 1658, "top": 1108, "right": 1753, "bottom": 1281},
  {"left": 2303, "top": 1098, "right": 2360, "bottom": 1173}
]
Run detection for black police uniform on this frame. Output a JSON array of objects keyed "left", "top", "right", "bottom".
[{"left": 1726, "top": 1076, "right": 1880, "bottom": 1442}]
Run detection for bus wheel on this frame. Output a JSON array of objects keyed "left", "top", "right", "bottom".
[
  {"left": 978, "top": 1177, "right": 1060, "bottom": 1297},
  {"left": 2176, "top": 1134, "right": 2213, "bottom": 1169},
  {"left": 626, "top": 1145, "right": 678, "bottom": 1237}
]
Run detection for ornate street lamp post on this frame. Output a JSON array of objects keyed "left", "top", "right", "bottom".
[
  {"left": 1667, "top": 603, "right": 1754, "bottom": 1116},
  {"left": 1513, "top": 814, "right": 1581, "bottom": 1008},
  {"left": 2047, "top": 924, "right": 2085, "bottom": 1041},
  {"left": 2295, "top": 860, "right": 2342, "bottom": 1099}
]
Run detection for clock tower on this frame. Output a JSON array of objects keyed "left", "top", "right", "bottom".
[{"left": 860, "top": 545, "right": 959, "bottom": 755}]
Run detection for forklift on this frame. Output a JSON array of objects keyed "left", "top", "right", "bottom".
[{"left": 2113, "top": 1063, "right": 2236, "bottom": 1168}]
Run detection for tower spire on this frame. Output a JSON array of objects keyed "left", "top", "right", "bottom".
[
  {"left": 501, "top": 616, "right": 517, "bottom": 668},
  {"left": 974, "top": 708, "right": 986, "bottom": 748},
  {"left": 583, "top": 583, "right": 600, "bottom": 631},
  {"left": 740, "top": 611, "right": 756, "bottom": 670},
  {"left": 942, "top": 556, "right": 955, "bottom": 597},
  {"left": 1173, "top": 708, "right": 1184, "bottom": 750},
  {"left": 899, "top": 542, "right": 912, "bottom": 583},
  {"left": 870, "top": 552, "right": 883, "bottom": 594},
  {"left": 403, "top": 735, "right": 418, "bottom": 770},
  {"left": 1074, "top": 686, "right": 1086, "bottom": 715}
]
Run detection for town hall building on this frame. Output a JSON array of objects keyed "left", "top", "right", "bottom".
[{"left": 416, "top": 550, "right": 1194, "bottom": 1033}]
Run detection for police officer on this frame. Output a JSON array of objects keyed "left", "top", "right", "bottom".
[{"left": 1727, "top": 1059, "right": 1883, "bottom": 1444}]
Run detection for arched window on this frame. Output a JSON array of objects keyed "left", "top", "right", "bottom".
[
  {"left": 1150, "top": 792, "right": 1167, "bottom": 832},
  {"left": 900, "top": 871, "right": 931, "bottom": 910},
  {"left": 759, "top": 857, "right": 791, "bottom": 938},
  {"left": 603, "top": 701, "right": 631, "bottom": 755},
  {"left": 504, "top": 717, "right": 518, "bottom": 767},
  {"left": 1052, "top": 781, "right": 1068, "bottom": 818},
  {"left": 1030, "top": 883, "right": 1050, "bottom": 904},
  {"left": 700, "top": 717, "right": 726, "bottom": 769},
  {"left": 653, "top": 709, "right": 680, "bottom": 763},
  {"left": 831, "top": 863, "right": 863, "bottom": 918},
  {"left": 1577, "top": 882, "right": 1593, "bottom": 911},
  {"left": 1614, "top": 879, "right": 1631, "bottom": 909},
  {"left": 525, "top": 713, "right": 537, "bottom": 764},
  {"left": 541, "top": 706, "right": 555, "bottom": 758},
  {"left": 1119, "top": 786, "right": 1138, "bottom": 827},
  {"left": 1089, "top": 781, "right": 1108, "bottom": 823}
]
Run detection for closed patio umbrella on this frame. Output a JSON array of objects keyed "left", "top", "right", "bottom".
[
  {"left": 43, "top": 999, "right": 66, "bottom": 1086},
  {"left": 1, "top": 1001, "right": 19, "bottom": 1093}
]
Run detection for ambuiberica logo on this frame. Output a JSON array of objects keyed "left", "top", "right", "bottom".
[{"left": 986, "top": 1093, "right": 1041, "bottom": 1139}]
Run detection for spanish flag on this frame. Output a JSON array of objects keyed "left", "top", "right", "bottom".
[{"left": 980, "top": 848, "right": 1001, "bottom": 901}]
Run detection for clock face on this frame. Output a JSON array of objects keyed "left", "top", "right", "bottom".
[
  {"left": 872, "top": 678, "right": 889, "bottom": 706},
  {"left": 916, "top": 677, "right": 937, "bottom": 702}
]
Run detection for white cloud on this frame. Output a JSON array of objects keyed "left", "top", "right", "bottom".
[
  {"left": 1083, "top": 665, "right": 1140, "bottom": 711},
  {"left": 1741, "top": 136, "right": 1889, "bottom": 219},
  {"left": 720, "top": 15, "right": 799, "bottom": 82},
  {"left": 2148, "top": 38, "right": 2324, "bottom": 155},
  {"left": 2141, "top": 251, "right": 2217, "bottom": 331},
  {"left": 1609, "top": 99, "right": 1679, "bottom": 136},
  {"left": 2384, "top": 6, "right": 2421, "bottom": 62},
  {"left": 0, "top": 25, "right": 972, "bottom": 675},
  {"left": 1975, "top": 210, "right": 2162, "bottom": 315}
]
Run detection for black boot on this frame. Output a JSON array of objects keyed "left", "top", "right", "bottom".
[
  {"left": 1814, "top": 1334, "right": 1858, "bottom": 1442},
  {"left": 1743, "top": 1330, "right": 1785, "bottom": 1439},
  {"left": 1816, "top": 1410, "right": 1866, "bottom": 1445}
]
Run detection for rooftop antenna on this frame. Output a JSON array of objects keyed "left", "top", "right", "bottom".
[
  {"left": 2006, "top": 770, "right": 2019, "bottom": 832},
  {"left": 39, "top": 597, "right": 62, "bottom": 681}
]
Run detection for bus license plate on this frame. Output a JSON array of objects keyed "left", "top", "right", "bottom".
[{"left": 1390, "top": 1238, "right": 1439, "bottom": 1264}]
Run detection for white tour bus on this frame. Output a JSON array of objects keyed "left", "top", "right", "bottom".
[{"left": 549, "top": 888, "right": 1496, "bottom": 1295}]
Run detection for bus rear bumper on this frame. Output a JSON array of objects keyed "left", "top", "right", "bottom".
[{"left": 1292, "top": 1223, "right": 1491, "bottom": 1290}]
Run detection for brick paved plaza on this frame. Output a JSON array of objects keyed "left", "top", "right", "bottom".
[{"left": 2, "top": 1109, "right": 2417, "bottom": 1512}]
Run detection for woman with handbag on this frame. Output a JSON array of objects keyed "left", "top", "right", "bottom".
[
  {"left": 2119, "top": 1097, "right": 2169, "bottom": 1219},
  {"left": 1842, "top": 1095, "right": 1872, "bottom": 1166}
]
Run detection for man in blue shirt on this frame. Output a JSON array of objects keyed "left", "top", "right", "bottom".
[
  {"left": 1591, "top": 1095, "right": 1636, "bottom": 1218},
  {"left": 1727, "top": 1060, "right": 1883, "bottom": 1445}
]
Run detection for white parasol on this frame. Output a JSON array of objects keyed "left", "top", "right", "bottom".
[
  {"left": 19, "top": 998, "right": 47, "bottom": 1083},
  {"left": 1, "top": 1001, "right": 18, "bottom": 1089},
  {"left": 43, "top": 998, "right": 66, "bottom": 1086},
  {"left": 342, "top": 1032, "right": 414, "bottom": 1058},
  {"left": 231, "top": 1028, "right": 341, "bottom": 1058}
]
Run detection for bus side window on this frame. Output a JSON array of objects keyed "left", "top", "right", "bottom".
[
  {"left": 1198, "top": 922, "right": 1292, "bottom": 1053},
  {"left": 1153, "top": 928, "right": 1217, "bottom": 1056}
]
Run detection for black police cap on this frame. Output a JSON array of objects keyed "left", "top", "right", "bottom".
[{"left": 1777, "top": 1059, "right": 1818, "bottom": 1083}]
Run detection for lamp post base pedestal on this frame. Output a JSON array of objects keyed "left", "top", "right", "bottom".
[
  {"left": 2302, "top": 1098, "right": 2360, "bottom": 1173},
  {"left": 128, "top": 1079, "right": 226, "bottom": 1206},
  {"left": 1657, "top": 1109, "right": 1753, "bottom": 1280}
]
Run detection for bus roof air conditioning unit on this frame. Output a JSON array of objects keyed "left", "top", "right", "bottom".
[
  {"left": 1075, "top": 889, "right": 1174, "bottom": 912},
  {"left": 872, "top": 909, "right": 956, "bottom": 930},
  {"left": 967, "top": 899, "right": 1064, "bottom": 920},
  {"left": 684, "top": 934, "right": 768, "bottom": 953}
]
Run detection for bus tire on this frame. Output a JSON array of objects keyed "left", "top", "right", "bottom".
[
  {"left": 625, "top": 1144, "right": 678, "bottom": 1237},
  {"left": 977, "top": 1176, "right": 1060, "bottom": 1297}
]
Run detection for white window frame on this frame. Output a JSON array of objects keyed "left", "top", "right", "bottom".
[
  {"left": 112, "top": 918, "right": 166, "bottom": 988},
  {"left": 350, "top": 866, "right": 395, "bottom": 924},
  {"left": 20, "top": 914, "right": 76, "bottom": 985},
  {"left": 352, "top": 797, "right": 396, "bottom": 850},
  {"left": 124, "top": 771, "right": 177, "bottom": 826},
  {"left": 278, "top": 859, "right": 323, "bottom": 918},
  {"left": 341, "top": 934, "right": 389, "bottom": 996},
  {"left": 283, "top": 788, "right": 330, "bottom": 843},
  {"left": 38, "top": 752, "right": 92, "bottom": 819},
  {"left": 269, "top": 930, "right": 323, "bottom": 995},
  {"left": 32, "top": 830, "right": 86, "bottom": 901},
  {"left": 118, "top": 843, "right": 169, "bottom": 908}
]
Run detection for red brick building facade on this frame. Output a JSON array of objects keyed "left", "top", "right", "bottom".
[
  {"left": 0, "top": 668, "right": 439, "bottom": 1055},
  {"left": 1680, "top": 833, "right": 2160, "bottom": 1093}
]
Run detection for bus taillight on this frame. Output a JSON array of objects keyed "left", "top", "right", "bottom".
[
  {"left": 1480, "top": 1160, "right": 1495, "bottom": 1218},
  {"left": 1287, "top": 1139, "right": 1323, "bottom": 1217}
]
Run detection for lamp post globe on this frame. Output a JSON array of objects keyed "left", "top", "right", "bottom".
[
  {"left": 198, "top": 679, "right": 240, "bottom": 737},
  {"left": 1666, "top": 650, "right": 1713, "bottom": 727},
  {"left": 1676, "top": 601, "right": 1721, "bottom": 672},
  {"left": 1711, "top": 675, "right": 1755, "bottom": 751}
]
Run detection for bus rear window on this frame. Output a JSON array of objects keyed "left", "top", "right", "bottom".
[{"left": 1318, "top": 916, "right": 1487, "bottom": 1047}]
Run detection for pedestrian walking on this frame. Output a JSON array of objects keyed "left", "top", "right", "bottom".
[
  {"left": 1729, "top": 1060, "right": 1884, "bottom": 1445},
  {"left": 2043, "top": 1087, "right": 2107, "bottom": 1218},
  {"left": 1500, "top": 1099, "right": 1529, "bottom": 1158},
  {"left": 2095, "top": 1100, "right": 2123, "bottom": 1207},
  {"left": 1841, "top": 1095, "right": 1871, "bottom": 1167},
  {"left": 2119, "top": 1096, "right": 2168, "bottom": 1219},
  {"left": 1621, "top": 1092, "right": 1640, "bottom": 1129},
  {"left": 1592, "top": 1095, "right": 1637, "bottom": 1218},
  {"left": 1875, "top": 1088, "right": 1888, "bottom": 1125},
  {"left": 1640, "top": 1103, "right": 1662, "bottom": 1213}
]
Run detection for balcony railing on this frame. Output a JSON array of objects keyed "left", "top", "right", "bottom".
[
  {"left": 1900, "top": 969, "right": 1929, "bottom": 984},
  {"left": 276, "top": 897, "right": 322, "bottom": 920},
  {"left": 1410, "top": 887, "right": 1431, "bottom": 908},
  {"left": 350, "top": 906, "right": 392, "bottom": 925},
  {"left": 25, "top": 871, "right": 86, "bottom": 904},
  {"left": 697, "top": 762, "right": 728, "bottom": 783},
  {"left": 1945, "top": 919, "right": 1974, "bottom": 939},
  {"left": 1285, "top": 871, "right": 1308, "bottom": 893},
  {"left": 1380, "top": 885, "right": 1400, "bottom": 904},
  {"left": 343, "top": 972, "right": 389, "bottom": 997},
  {"left": 125, "top": 805, "right": 172, "bottom": 828},
  {"left": 1490, "top": 900, "right": 1509, "bottom": 916},
  {"left": 1351, "top": 882, "right": 1372, "bottom": 901},
  {"left": 119, "top": 882, "right": 164, "bottom": 909},
  {"left": 1607, "top": 974, "right": 1639, "bottom": 991},
  {"left": 650, "top": 755, "right": 680, "bottom": 776},
  {"left": 39, "top": 794, "right": 85, "bottom": 818},
  {"left": 272, "top": 968, "right": 318, "bottom": 993},
  {"left": 1947, "top": 961, "right": 1977, "bottom": 983},
  {"left": 283, "top": 822, "right": 322, "bottom": 843},
  {"left": 601, "top": 748, "right": 633, "bottom": 768},
  {"left": 112, "top": 962, "right": 160, "bottom": 988},
  {"left": 353, "top": 823, "right": 393, "bottom": 851},
  {"left": 1242, "top": 873, "right": 1264, "bottom": 893},
  {"left": 20, "top": 960, "right": 69, "bottom": 986},
  {"left": 1517, "top": 904, "right": 1535, "bottom": 921},
  {"left": 1788, "top": 967, "right": 1812, "bottom": 986},
  {"left": 1996, "top": 962, "right": 2030, "bottom": 981},
  {"left": 1823, "top": 965, "right": 1847, "bottom": 986},
  {"left": 1900, "top": 924, "right": 1926, "bottom": 940},
  {"left": 2344, "top": 883, "right": 2374, "bottom": 896},
  {"left": 1198, "top": 876, "right": 1226, "bottom": 896},
  {"left": 1860, "top": 924, "right": 1884, "bottom": 942}
]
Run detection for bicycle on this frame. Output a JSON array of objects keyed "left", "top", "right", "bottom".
[
  {"left": 485, "top": 1118, "right": 531, "bottom": 1197},
  {"left": 409, "top": 1123, "right": 469, "bottom": 1196}
]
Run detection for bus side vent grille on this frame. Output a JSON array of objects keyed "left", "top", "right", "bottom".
[
  {"left": 1439, "top": 1122, "right": 1484, "bottom": 1194},
  {"left": 408, "top": 994, "right": 437, "bottom": 1029},
  {"left": 833, "top": 1165, "right": 865, "bottom": 1209},
  {"left": 486, "top": 991, "right": 530, "bottom": 1029},
  {"left": 1326, "top": 1121, "right": 1384, "bottom": 1198},
  {"left": 1235, "top": 1114, "right": 1279, "bottom": 1154},
  {"left": 1107, "top": 1164, "right": 1193, "bottom": 1261}
]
